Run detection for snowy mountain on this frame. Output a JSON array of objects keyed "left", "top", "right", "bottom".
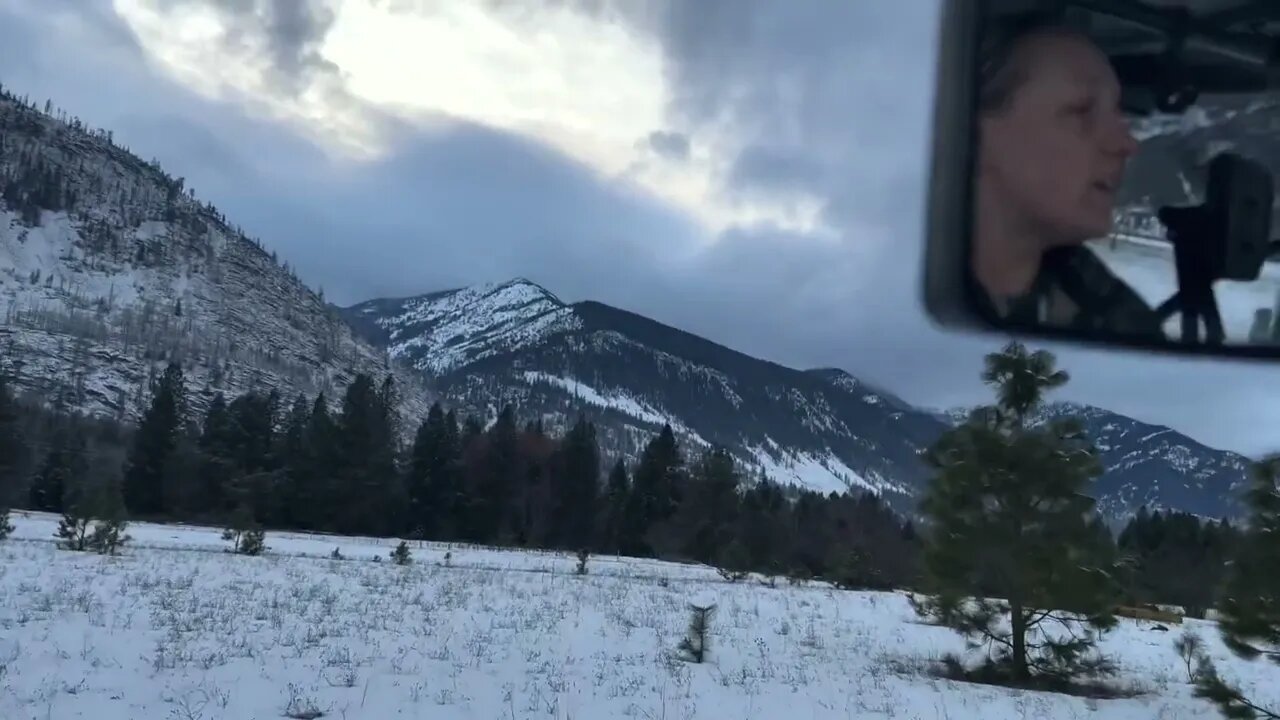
[
  {"left": 345, "top": 279, "right": 1252, "bottom": 520},
  {"left": 344, "top": 279, "right": 945, "bottom": 510},
  {"left": 0, "top": 89, "right": 432, "bottom": 428},
  {"left": 937, "top": 402, "right": 1251, "bottom": 520}
]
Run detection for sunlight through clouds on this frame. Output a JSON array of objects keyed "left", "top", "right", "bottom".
[
  {"left": 112, "top": 0, "right": 386, "bottom": 156},
  {"left": 109, "top": 0, "right": 830, "bottom": 239}
]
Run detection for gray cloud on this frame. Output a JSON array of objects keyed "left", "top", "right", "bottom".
[
  {"left": 645, "top": 130, "right": 690, "bottom": 161},
  {"left": 4, "top": 1, "right": 1280, "bottom": 458}
]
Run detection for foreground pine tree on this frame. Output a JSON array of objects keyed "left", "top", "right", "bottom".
[
  {"left": 89, "top": 477, "right": 130, "bottom": 555},
  {"left": 1188, "top": 456, "right": 1280, "bottom": 719},
  {"left": 223, "top": 503, "right": 266, "bottom": 555},
  {"left": 677, "top": 602, "right": 715, "bottom": 663},
  {"left": 914, "top": 341, "right": 1120, "bottom": 688},
  {"left": 55, "top": 483, "right": 94, "bottom": 552},
  {"left": 390, "top": 540, "right": 412, "bottom": 565}
]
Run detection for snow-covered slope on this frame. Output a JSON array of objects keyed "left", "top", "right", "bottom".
[{"left": 0, "top": 90, "right": 431, "bottom": 426}]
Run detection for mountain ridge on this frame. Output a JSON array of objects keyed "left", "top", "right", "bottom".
[{"left": 344, "top": 277, "right": 1252, "bottom": 520}]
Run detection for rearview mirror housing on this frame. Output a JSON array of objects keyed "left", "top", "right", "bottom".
[{"left": 923, "top": 0, "right": 1280, "bottom": 359}]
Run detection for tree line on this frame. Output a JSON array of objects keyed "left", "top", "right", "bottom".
[{"left": 0, "top": 362, "right": 918, "bottom": 587}]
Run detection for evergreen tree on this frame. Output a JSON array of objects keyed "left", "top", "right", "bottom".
[
  {"left": 466, "top": 405, "right": 520, "bottom": 543},
  {"left": 89, "top": 476, "right": 130, "bottom": 555},
  {"left": 196, "top": 392, "right": 236, "bottom": 513},
  {"left": 122, "top": 363, "right": 186, "bottom": 516},
  {"left": 599, "top": 458, "right": 630, "bottom": 554},
  {"left": 659, "top": 445, "right": 740, "bottom": 563},
  {"left": 332, "top": 375, "right": 402, "bottom": 536},
  {"left": 0, "top": 506, "right": 13, "bottom": 539},
  {"left": 620, "top": 424, "right": 684, "bottom": 557},
  {"left": 299, "top": 393, "right": 339, "bottom": 530},
  {"left": 1117, "top": 508, "right": 1238, "bottom": 617},
  {"left": 274, "top": 393, "right": 311, "bottom": 528},
  {"left": 548, "top": 414, "right": 600, "bottom": 550},
  {"left": 914, "top": 342, "right": 1120, "bottom": 686},
  {"left": 55, "top": 477, "right": 94, "bottom": 551},
  {"left": 1190, "top": 456, "right": 1280, "bottom": 719},
  {"left": 405, "top": 402, "right": 462, "bottom": 539},
  {"left": 390, "top": 540, "right": 412, "bottom": 565},
  {"left": 28, "top": 424, "right": 86, "bottom": 513},
  {"left": 223, "top": 502, "right": 266, "bottom": 555},
  {"left": 0, "top": 373, "right": 27, "bottom": 503}
]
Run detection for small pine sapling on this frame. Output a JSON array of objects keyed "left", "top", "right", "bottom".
[
  {"left": 677, "top": 602, "right": 716, "bottom": 663},
  {"left": 391, "top": 540, "right": 412, "bottom": 565},
  {"left": 89, "top": 478, "right": 130, "bottom": 555},
  {"left": 55, "top": 485, "right": 93, "bottom": 551},
  {"left": 330, "top": 546, "right": 343, "bottom": 560},
  {"left": 575, "top": 548, "right": 590, "bottom": 576},
  {"left": 443, "top": 551, "right": 453, "bottom": 568},
  {"left": 0, "top": 507, "right": 13, "bottom": 540},
  {"left": 222, "top": 504, "right": 266, "bottom": 555}
]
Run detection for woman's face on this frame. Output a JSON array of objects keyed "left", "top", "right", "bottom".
[{"left": 978, "top": 32, "right": 1139, "bottom": 248}]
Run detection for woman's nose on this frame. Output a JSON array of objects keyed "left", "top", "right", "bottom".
[{"left": 1106, "top": 114, "right": 1139, "bottom": 157}]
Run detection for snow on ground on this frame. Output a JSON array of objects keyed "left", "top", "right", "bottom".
[
  {"left": 1091, "top": 235, "right": 1280, "bottom": 343},
  {"left": 2, "top": 511, "right": 1276, "bottom": 720}
]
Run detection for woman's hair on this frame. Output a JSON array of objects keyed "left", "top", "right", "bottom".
[{"left": 978, "top": 12, "right": 1086, "bottom": 114}]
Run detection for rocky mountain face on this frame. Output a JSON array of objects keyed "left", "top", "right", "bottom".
[
  {"left": 345, "top": 279, "right": 1252, "bottom": 520},
  {"left": 0, "top": 89, "right": 432, "bottom": 430},
  {"left": 343, "top": 279, "right": 948, "bottom": 514}
]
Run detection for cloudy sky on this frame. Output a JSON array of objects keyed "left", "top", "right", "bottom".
[{"left": 2, "top": 0, "right": 1279, "bottom": 456}]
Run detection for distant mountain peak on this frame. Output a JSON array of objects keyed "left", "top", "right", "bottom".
[{"left": 343, "top": 277, "right": 578, "bottom": 375}]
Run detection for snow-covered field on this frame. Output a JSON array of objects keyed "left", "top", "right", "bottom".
[{"left": 1, "top": 512, "right": 1274, "bottom": 720}]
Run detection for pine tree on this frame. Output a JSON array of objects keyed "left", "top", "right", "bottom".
[
  {"left": 467, "top": 405, "right": 520, "bottom": 543},
  {"left": 1189, "top": 456, "right": 1280, "bottom": 719},
  {"left": 55, "top": 479, "right": 94, "bottom": 551},
  {"left": 28, "top": 425, "right": 86, "bottom": 513},
  {"left": 122, "top": 363, "right": 186, "bottom": 516},
  {"left": 333, "top": 375, "right": 401, "bottom": 536},
  {"left": 0, "top": 506, "right": 13, "bottom": 539},
  {"left": 301, "top": 393, "right": 339, "bottom": 530},
  {"left": 274, "top": 393, "right": 311, "bottom": 528},
  {"left": 197, "top": 392, "right": 236, "bottom": 513},
  {"left": 222, "top": 503, "right": 266, "bottom": 555},
  {"left": 89, "top": 476, "right": 130, "bottom": 555},
  {"left": 599, "top": 458, "right": 630, "bottom": 554},
  {"left": 677, "top": 602, "right": 716, "bottom": 663},
  {"left": 548, "top": 413, "right": 600, "bottom": 550},
  {"left": 0, "top": 373, "right": 27, "bottom": 501},
  {"left": 390, "top": 540, "right": 412, "bottom": 565},
  {"left": 914, "top": 342, "right": 1120, "bottom": 686},
  {"left": 620, "top": 424, "right": 684, "bottom": 557},
  {"left": 662, "top": 445, "right": 740, "bottom": 563},
  {"left": 406, "top": 402, "right": 462, "bottom": 539}
]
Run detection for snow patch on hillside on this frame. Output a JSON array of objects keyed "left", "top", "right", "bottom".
[
  {"left": 746, "top": 439, "right": 877, "bottom": 495},
  {"left": 520, "top": 371, "right": 707, "bottom": 445}
]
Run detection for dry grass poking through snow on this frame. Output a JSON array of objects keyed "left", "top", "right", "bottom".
[{"left": 0, "top": 512, "right": 1275, "bottom": 719}]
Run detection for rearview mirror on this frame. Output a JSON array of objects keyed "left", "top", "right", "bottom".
[{"left": 924, "top": 0, "right": 1280, "bottom": 359}]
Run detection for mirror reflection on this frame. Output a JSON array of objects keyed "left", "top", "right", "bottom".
[{"left": 970, "top": 6, "right": 1279, "bottom": 349}]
